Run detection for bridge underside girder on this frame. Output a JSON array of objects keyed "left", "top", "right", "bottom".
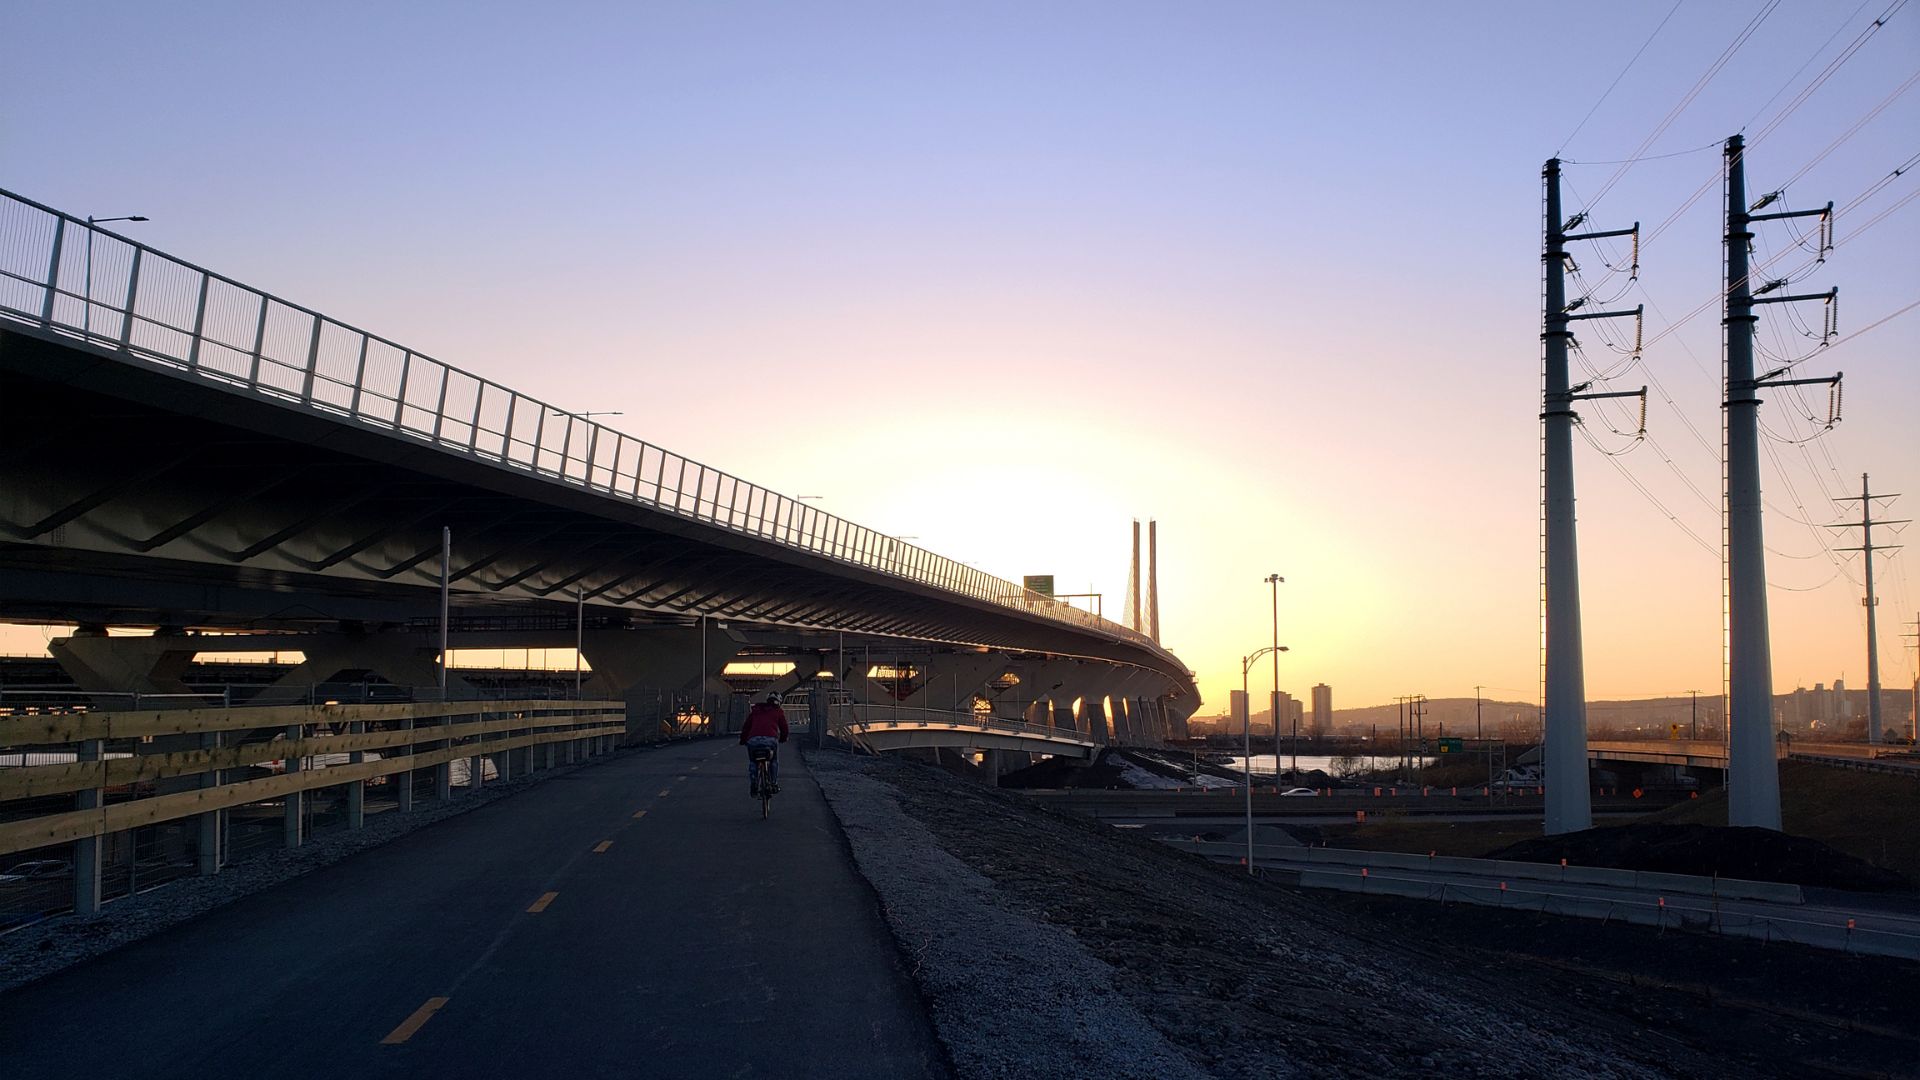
[{"left": 0, "top": 331, "right": 1194, "bottom": 708}]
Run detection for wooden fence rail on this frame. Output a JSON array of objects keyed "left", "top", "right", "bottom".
[{"left": 0, "top": 699, "right": 626, "bottom": 860}]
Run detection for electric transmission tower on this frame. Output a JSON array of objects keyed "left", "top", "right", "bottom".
[
  {"left": 1829, "top": 475, "right": 1905, "bottom": 744},
  {"left": 1904, "top": 616, "right": 1919, "bottom": 743},
  {"left": 1540, "top": 157, "right": 1646, "bottom": 836},
  {"left": 1721, "top": 133, "right": 1841, "bottom": 829}
]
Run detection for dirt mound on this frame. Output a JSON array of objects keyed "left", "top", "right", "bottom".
[
  {"left": 1492, "top": 824, "right": 1910, "bottom": 892},
  {"left": 997, "top": 749, "right": 1128, "bottom": 789}
]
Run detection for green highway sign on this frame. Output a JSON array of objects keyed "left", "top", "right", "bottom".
[
  {"left": 1023, "top": 575, "right": 1055, "bottom": 598},
  {"left": 1438, "top": 738, "right": 1464, "bottom": 754}
]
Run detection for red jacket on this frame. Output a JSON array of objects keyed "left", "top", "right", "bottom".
[{"left": 740, "top": 703, "right": 789, "bottom": 743}]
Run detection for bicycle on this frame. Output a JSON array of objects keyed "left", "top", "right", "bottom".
[{"left": 750, "top": 743, "right": 777, "bottom": 819}]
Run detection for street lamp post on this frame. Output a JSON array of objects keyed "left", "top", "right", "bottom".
[
  {"left": 83, "top": 214, "right": 148, "bottom": 338},
  {"left": 1266, "top": 573, "right": 1286, "bottom": 774},
  {"left": 1240, "top": 644, "right": 1289, "bottom": 874}
]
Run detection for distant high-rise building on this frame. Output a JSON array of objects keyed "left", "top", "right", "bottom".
[
  {"left": 1274, "top": 691, "right": 1296, "bottom": 737},
  {"left": 1311, "top": 683, "right": 1332, "bottom": 737}
]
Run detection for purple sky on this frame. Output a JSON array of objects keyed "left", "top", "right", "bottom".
[{"left": 4, "top": 1, "right": 1915, "bottom": 710}]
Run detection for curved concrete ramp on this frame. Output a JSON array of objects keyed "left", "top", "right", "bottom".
[{"left": 835, "top": 708, "right": 1098, "bottom": 760}]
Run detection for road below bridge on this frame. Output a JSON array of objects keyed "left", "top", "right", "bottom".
[{"left": 0, "top": 741, "right": 946, "bottom": 1080}]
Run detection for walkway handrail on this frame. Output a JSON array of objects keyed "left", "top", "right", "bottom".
[
  {"left": 0, "top": 186, "right": 1176, "bottom": 663},
  {"left": 835, "top": 704, "right": 1099, "bottom": 747},
  {"left": 0, "top": 699, "right": 625, "bottom": 856}
]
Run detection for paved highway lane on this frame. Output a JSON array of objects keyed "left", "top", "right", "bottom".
[{"left": 0, "top": 742, "right": 948, "bottom": 1080}]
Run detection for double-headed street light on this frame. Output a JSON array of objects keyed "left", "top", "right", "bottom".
[
  {"left": 1265, "top": 573, "right": 1286, "bottom": 770},
  {"left": 83, "top": 214, "right": 149, "bottom": 338},
  {"left": 1240, "top": 644, "right": 1289, "bottom": 874}
]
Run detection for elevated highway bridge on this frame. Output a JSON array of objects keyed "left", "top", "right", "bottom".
[{"left": 0, "top": 185, "right": 1196, "bottom": 750}]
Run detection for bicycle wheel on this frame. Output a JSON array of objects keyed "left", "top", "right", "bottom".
[{"left": 759, "top": 762, "right": 771, "bottom": 819}]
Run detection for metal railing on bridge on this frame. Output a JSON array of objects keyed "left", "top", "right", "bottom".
[
  {"left": 834, "top": 703, "right": 1101, "bottom": 749},
  {"left": 0, "top": 187, "right": 1164, "bottom": 655}
]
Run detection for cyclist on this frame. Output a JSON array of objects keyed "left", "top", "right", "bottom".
[{"left": 740, "top": 691, "right": 790, "bottom": 797}]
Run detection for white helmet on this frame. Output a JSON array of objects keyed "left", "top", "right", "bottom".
[{"left": 764, "top": 692, "right": 783, "bottom": 705}]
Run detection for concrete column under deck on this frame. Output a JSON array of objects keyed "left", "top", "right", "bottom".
[{"left": 577, "top": 624, "right": 742, "bottom": 744}]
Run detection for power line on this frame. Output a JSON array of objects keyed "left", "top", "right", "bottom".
[
  {"left": 1740, "top": 0, "right": 1877, "bottom": 132},
  {"left": 1572, "top": 1, "right": 1912, "bottom": 299},
  {"left": 1559, "top": 0, "right": 1687, "bottom": 156},
  {"left": 1584, "top": 0, "right": 1783, "bottom": 212},
  {"left": 1749, "top": 0, "right": 1911, "bottom": 147}
]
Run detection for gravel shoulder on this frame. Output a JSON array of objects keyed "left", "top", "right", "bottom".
[{"left": 811, "top": 749, "right": 1724, "bottom": 1080}]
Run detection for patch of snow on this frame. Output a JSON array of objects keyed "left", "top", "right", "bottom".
[{"left": 1115, "top": 761, "right": 1187, "bottom": 790}]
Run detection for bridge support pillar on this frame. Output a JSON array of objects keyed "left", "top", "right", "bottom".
[
  {"left": 1164, "top": 695, "right": 1196, "bottom": 740},
  {"left": 1084, "top": 698, "right": 1111, "bottom": 747},
  {"left": 897, "top": 651, "right": 1007, "bottom": 716},
  {"left": 579, "top": 625, "right": 741, "bottom": 744},
  {"left": 244, "top": 631, "right": 475, "bottom": 706},
  {"left": 48, "top": 631, "right": 199, "bottom": 707}
]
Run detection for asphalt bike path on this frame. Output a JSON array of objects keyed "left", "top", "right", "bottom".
[{"left": 0, "top": 740, "right": 947, "bottom": 1080}]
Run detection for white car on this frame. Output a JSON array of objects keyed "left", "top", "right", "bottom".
[
  {"left": 0, "top": 860, "right": 71, "bottom": 883},
  {"left": 1278, "top": 787, "right": 1319, "bottom": 797}
]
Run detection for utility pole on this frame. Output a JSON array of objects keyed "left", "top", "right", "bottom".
[
  {"left": 1722, "top": 133, "right": 1840, "bottom": 828},
  {"left": 1829, "top": 475, "right": 1905, "bottom": 744},
  {"left": 1541, "top": 157, "right": 1644, "bottom": 835},
  {"left": 1688, "top": 689, "right": 1700, "bottom": 741},
  {"left": 1267, "top": 573, "right": 1283, "bottom": 775},
  {"left": 1396, "top": 696, "right": 1407, "bottom": 780},
  {"left": 1904, "top": 616, "right": 1919, "bottom": 743},
  {"left": 1475, "top": 685, "right": 1484, "bottom": 741}
]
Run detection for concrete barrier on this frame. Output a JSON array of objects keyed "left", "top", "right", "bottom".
[
  {"left": 1290, "top": 866, "right": 1919, "bottom": 961},
  {"left": 1161, "top": 840, "right": 1804, "bottom": 904}
]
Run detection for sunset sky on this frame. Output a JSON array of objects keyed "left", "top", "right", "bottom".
[{"left": 4, "top": 2, "right": 1915, "bottom": 711}]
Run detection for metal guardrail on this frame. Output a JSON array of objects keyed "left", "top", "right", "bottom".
[
  {"left": 0, "top": 186, "right": 1169, "bottom": 658},
  {"left": 0, "top": 699, "right": 626, "bottom": 856},
  {"left": 1789, "top": 752, "right": 1920, "bottom": 777},
  {"left": 834, "top": 703, "right": 1100, "bottom": 747}
]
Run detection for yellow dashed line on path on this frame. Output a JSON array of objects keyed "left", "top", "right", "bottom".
[
  {"left": 593, "top": 841, "right": 612, "bottom": 853},
  {"left": 658, "top": 789, "right": 671, "bottom": 797},
  {"left": 381, "top": 997, "right": 449, "bottom": 1044},
  {"left": 677, "top": 774, "right": 688, "bottom": 780},
  {"left": 527, "top": 891, "right": 559, "bottom": 913},
  {"left": 632, "top": 809, "right": 648, "bottom": 819}
]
